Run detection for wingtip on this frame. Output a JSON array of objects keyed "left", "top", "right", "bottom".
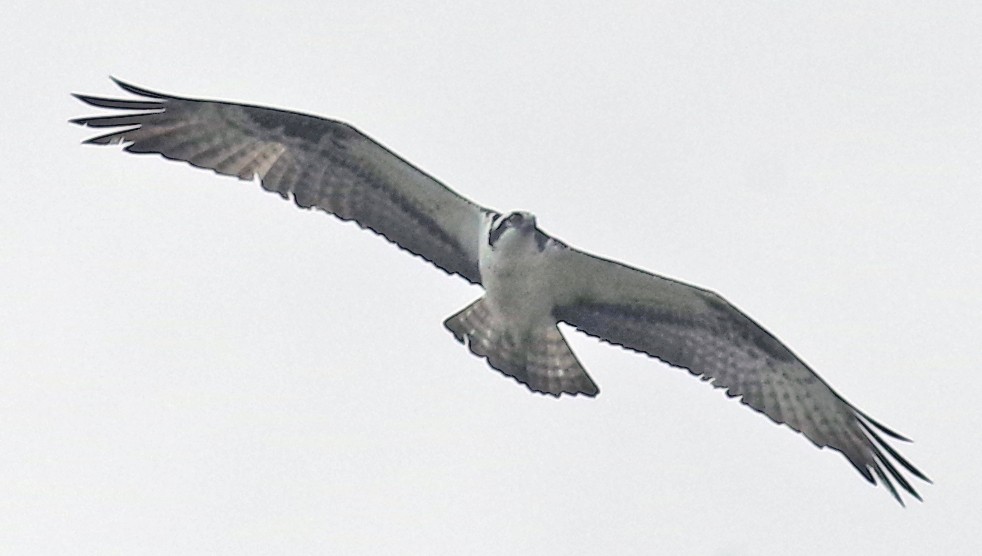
[
  {"left": 70, "top": 93, "right": 103, "bottom": 107},
  {"left": 109, "top": 76, "right": 170, "bottom": 99},
  {"left": 108, "top": 75, "right": 133, "bottom": 91},
  {"left": 871, "top": 464, "right": 905, "bottom": 506},
  {"left": 909, "top": 488, "right": 924, "bottom": 503},
  {"left": 855, "top": 406, "right": 913, "bottom": 442},
  {"left": 858, "top": 419, "right": 930, "bottom": 485}
]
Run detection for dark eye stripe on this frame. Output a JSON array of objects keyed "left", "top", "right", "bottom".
[{"left": 488, "top": 218, "right": 511, "bottom": 247}]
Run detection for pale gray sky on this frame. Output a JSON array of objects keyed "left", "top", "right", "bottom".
[{"left": 2, "top": 1, "right": 980, "bottom": 554}]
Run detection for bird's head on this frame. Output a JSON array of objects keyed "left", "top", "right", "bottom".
[{"left": 488, "top": 211, "right": 538, "bottom": 248}]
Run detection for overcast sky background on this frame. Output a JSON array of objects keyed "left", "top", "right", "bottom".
[{"left": 2, "top": 2, "right": 980, "bottom": 554}]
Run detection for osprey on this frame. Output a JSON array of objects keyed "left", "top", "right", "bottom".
[{"left": 72, "top": 78, "right": 929, "bottom": 504}]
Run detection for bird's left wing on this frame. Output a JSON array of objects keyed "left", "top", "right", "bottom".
[
  {"left": 549, "top": 246, "right": 929, "bottom": 504},
  {"left": 72, "top": 78, "right": 495, "bottom": 284}
]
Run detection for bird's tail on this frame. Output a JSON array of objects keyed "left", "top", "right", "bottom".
[{"left": 444, "top": 297, "right": 599, "bottom": 397}]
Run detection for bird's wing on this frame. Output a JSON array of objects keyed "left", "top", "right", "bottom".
[
  {"left": 71, "top": 78, "right": 495, "bottom": 284},
  {"left": 549, "top": 246, "right": 929, "bottom": 504}
]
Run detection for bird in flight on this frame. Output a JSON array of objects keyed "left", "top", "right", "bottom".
[{"left": 72, "top": 78, "right": 929, "bottom": 504}]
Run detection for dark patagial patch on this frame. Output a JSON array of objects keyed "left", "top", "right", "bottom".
[
  {"left": 244, "top": 105, "right": 355, "bottom": 143},
  {"left": 318, "top": 154, "right": 481, "bottom": 284},
  {"left": 557, "top": 297, "right": 796, "bottom": 364},
  {"left": 702, "top": 296, "right": 796, "bottom": 362},
  {"left": 382, "top": 183, "right": 479, "bottom": 279}
]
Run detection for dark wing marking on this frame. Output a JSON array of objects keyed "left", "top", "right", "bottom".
[
  {"left": 72, "top": 78, "right": 495, "bottom": 284},
  {"left": 550, "top": 246, "right": 929, "bottom": 504}
]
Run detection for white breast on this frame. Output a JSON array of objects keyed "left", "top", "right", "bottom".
[{"left": 478, "top": 216, "right": 559, "bottom": 328}]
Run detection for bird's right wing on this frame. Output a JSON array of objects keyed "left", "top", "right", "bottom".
[
  {"left": 72, "top": 78, "right": 496, "bottom": 284},
  {"left": 549, "top": 246, "right": 929, "bottom": 504}
]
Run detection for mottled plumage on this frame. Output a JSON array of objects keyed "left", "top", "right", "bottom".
[{"left": 72, "top": 78, "right": 929, "bottom": 504}]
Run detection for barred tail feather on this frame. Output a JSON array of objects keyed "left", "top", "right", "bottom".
[{"left": 444, "top": 298, "right": 599, "bottom": 397}]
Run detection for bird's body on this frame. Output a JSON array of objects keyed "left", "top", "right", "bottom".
[
  {"left": 480, "top": 213, "right": 558, "bottom": 326},
  {"left": 72, "top": 78, "right": 929, "bottom": 504}
]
